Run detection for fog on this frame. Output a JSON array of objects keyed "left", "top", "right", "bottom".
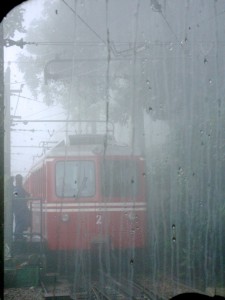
[{"left": 3, "top": 0, "right": 225, "bottom": 298}]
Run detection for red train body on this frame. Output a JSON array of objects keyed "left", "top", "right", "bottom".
[{"left": 25, "top": 134, "right": 147, "bottom": 253}]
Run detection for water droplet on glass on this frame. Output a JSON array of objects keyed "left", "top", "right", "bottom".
[
  {"left": 209, "top": 79, "right": 212, "bottom": 85},
  {"left": 130, "top": 228, "right": 135, "bottom": 235},
  {"left": 178, "top": 167, "right": 184, "bottom": 176},
  {"left": 168, "top": 42, "right": 173, "bottom": 51},
  {"left": 172, "top": 224, "right": 176, "bottom": 242}
]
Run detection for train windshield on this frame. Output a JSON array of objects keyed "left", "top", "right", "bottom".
[
  {"left": 55, "top": 161, "right": 95, "bottom": 198},
  {"left": 100, "top": 159, "right": 139, "bottom": 197}
]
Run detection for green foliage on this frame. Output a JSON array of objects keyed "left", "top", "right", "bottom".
[{"left": 3, "top": 6, "right": 26, "bottom": 38}]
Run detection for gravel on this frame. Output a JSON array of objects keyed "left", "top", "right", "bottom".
[{"left": 4, "top": 287, "right": 44, "bottom": 300}]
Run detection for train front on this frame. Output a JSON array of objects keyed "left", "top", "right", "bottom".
[
  {"left": 29, "top": 135, "right": 147, "bottom": 273},
  {"left": 48, "top": 149, "right": 146, "bottom": 244}
]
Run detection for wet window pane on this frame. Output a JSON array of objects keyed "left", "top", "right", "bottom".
[
  {"left": 56, "top": 161, "right": 95, "bottom": 197},
  {"left": 101, "top": 159, "right": 139, "bottom": 198},
  {"left": 2, "top": 0, "right": 225, "bottom": 298}
]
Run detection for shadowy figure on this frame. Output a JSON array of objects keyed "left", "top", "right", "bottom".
[{"left": 12, "top": 174, "right": 31, "bottom": 240}]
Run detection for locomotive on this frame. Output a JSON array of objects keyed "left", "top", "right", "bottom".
[{"left": 24, "top": 123, "right": 147, "bottom": 273}]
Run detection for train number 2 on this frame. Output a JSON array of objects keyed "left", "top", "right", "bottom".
[{"left": 96, "top": 214, "right": 102, "bottom": 225}]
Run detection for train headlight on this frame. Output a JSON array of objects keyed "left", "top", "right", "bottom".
[
  {"left": 128, "top": 212, "right": 136, "bottom": 221},
  {"left": 61, "top": 213, "right": 69, "bottom": 222}
]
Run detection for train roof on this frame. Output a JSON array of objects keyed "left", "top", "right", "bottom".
[
  {"left": 26, "top": 135, "right": 143, "bottom": 175},
  {"left": 43, "top": 134, "right": 140, "bottom": 158}
]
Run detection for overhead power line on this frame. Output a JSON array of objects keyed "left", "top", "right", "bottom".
[
  {"left": 11, "top": 145, "right": 51, "bottom": 149},
  {"left": 10, "top": 94, "right": 43, "bottom": 103},
  {"left": 62, "top": 0, "right": 107, "bottom": 45},
  {"left": 61, "top": 1, "right": 132, "bottom": 57}
]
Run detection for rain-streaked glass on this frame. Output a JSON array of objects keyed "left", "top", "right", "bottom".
[{"left": 3, "top": 0, "right": 225, "bottom": 299}]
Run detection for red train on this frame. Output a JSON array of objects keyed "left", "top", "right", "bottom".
[{"left": 24, "top": 131, "right": 147, "bottom": 261}]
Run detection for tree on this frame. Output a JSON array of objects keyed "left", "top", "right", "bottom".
[
  {"left": 3, "top": 3, "right": 26, "bottom": 38},
  {"left": 16, "top": 0, "right": 111, "bottom": 118},
  {"left": 14, "top": 0, "right": 160, "bottom": 127}
]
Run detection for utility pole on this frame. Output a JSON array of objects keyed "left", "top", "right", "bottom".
[
  {"left": 0, "top": 20, "right": 4, "bottom": 296},
  {"left": 5, "top": 64, "right": 11, "bottom": 179},
  {"left": 0, "top": 7, "right": 36, "bottom": 293},
  {"left": 4, "top": 63, "right": 14, "bottom": 253},
  {"left": 3, "top": 38, "right": 36, "bottom": 255},
  {"left": 4, "top": 64, "right": 21, "bottom": 178}
]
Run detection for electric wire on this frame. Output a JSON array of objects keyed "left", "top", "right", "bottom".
[{"left": 62, "top": 0, "right": 107, "bottom": 45}]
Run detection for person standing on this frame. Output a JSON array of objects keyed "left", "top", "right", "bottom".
[{"left": 12, "top": 174, "right": 31, "bottom": 240}]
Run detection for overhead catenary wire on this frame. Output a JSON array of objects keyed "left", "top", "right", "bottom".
[
  {"left": 62, "top": 0, "right": 107, "bottom": 45},
  {"left": 103, "top": 0, "right": 111, "bottom": 156},
  {"left": 4, "top": 40, "right": 225, "bottom": 48},
  {"left": 11, "top": 93, "right": 43, "bottom": 103},
  {"left": 10, "top": 1, "right": 224, "bottom": 172},
  {"left": 62, "top": 0, "right": 132, "bottom": 57},
  {"left": 13, "top": 84, "right": 23, "bottom": 117},
  {"left": 11, "top": 128, "right": 76, "bottom": 133},
  {"left": 22, "top": 108, "right": 65, "bottom": 119},
  {"left": 11, "top": 145, "right": 52, "bottom": 148}
]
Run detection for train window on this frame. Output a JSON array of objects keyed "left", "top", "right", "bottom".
[
  {"left": 55, "top": 161, "right": 95, "bottom": 198},
  {"left": 101, "top": 159, "right": 139, "bottom": 198}
]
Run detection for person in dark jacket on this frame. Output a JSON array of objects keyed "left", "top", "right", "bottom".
[{"left": 12, "top": 174, "right": 31, "bottom": 240}]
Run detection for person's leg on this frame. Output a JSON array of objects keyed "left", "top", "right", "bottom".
[{"left": 14, "top": 218, "right": 24, "bottom": 240}]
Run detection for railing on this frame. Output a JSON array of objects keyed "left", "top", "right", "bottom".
[{"left": 28, "top": 197, "right": 44, "bottom": 243}]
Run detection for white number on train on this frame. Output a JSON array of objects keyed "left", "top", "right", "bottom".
[{"left": 96, "top": 214, "right": 102, "bottom": 225}]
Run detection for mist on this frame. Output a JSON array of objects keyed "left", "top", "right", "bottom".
[{"left": 3, "top": 0, "right": 225, "bottom": 298}]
